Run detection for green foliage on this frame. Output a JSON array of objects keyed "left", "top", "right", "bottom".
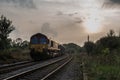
[
  {"left": 81, "top": 54, "right": 120, "bottom": 80},
  {"left": 21, "top": 40, "right": 29, "bottom": 49},
  {"left": 84, "top": 41, "right": 95, "bottom": 55},
  {"left": 0, "top": 50, "right": 13, "bottom": 60},
  {"left": 11, "top": 38, "right": 29, "bottom": 50},
  {"left": 63, "top": 43, "right": 82, "bottom": 53},
  {"left": 0, "top": 15, "right": 30, "bottom": 61},
  {"left": 101, "top": 48, "right": 110, "bottom": 56},
  {"left": 107, "top": 29, "right": 115, "bottom": 37},
  {"left": 81, "top": 47, "right": 120, "bottom": 79},
  {"left": 0, "top": 15, "right": 15, "bottom": 50},
  {"left": 91, "top": 65, "right": 120, "bottom": 80},
  {"left": 82, "top": 29, "right": 120, "bottom": 80},
  {"left": 96, "top": 36, "right": 120, "bottom": 53},
  {"left": 84, "top": 29, "right": 120, "bottom": 55}
]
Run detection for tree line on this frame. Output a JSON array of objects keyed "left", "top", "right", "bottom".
[
  {"left": 0, "top": 15, "right": 29, "bottom": 51},
  {"left": 84, "top": 30, "right": 120, "bottom": 55}
]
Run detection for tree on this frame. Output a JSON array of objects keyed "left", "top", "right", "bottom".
[
  {"left": 0, "top": 15, "right": 15, "bottom": 50},
  {"left": 63, "top": 43, "right": 82, "bottom": 53},
  {"left": 11, "top": 38, "right": 29, "bottom": 49},
  {"left": 84, "top": 41, "right": 95, "bottom": 55},
  {"left": 21, "top": 40, "right": 29, "bottom": 49},
  {"left": 95, "top": 30, "right": 120, "bottom": 54},
  {"left": 96, "top": 36, "right": 120, "bottom": 53},
  {"left": 118, "top": 31, "right": 120, "bottom": 38},
  {"left": 107, "top": 29, "right": 115, "bottom": 37},
  {"left": 15, "top": 38, "right": 22, "bottom": 47}
]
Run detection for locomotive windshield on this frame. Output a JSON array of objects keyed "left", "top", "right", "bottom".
[
  {"left": 39, "top": 37, "right": 47, "bottom": 44},
  {"left": 31, "top": 36, "right": 48, "bottom": 44},
  {"left": 31, "top": 37, "right": 38, "bottom": 44}
]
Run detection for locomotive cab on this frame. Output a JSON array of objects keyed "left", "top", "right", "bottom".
[{"left": 30, "top": 33, "right": 49, "bottom": 60}]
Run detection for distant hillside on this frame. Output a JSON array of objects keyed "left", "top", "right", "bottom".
[{"left": 63, "top": 43, "right": 82, "bottom": 53}]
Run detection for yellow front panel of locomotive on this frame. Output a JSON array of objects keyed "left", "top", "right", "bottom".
[{"left": 30, "top": 44, "right": 48, "bottom": 52}]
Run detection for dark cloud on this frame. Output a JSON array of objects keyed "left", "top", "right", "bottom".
[
  {"left": 41, "top": 23, "right": 58, "bottom": 37},
  {"left": 56, "top": 11, "right": 78, "bottom": 16},
  {"left": 56, "top": 11, "right": 63, "bottom": 16},
  {"left": 102, "top": 0, "right": 120, "bottom": 8},
  {"left": 68, "top": 14, "right": 74, "bottom": 16},
  {"left": 74, "top": 12, "right": 78, "bottom": 14},
  {"left": 0, "top": 0, "right": 36, "bottom": 9},
  {"left": 74, "top": 17, "right": 83, "bottom": 23},
  {"left": 68, "top": 12, "right": 78, "bottom": 17},
  {"left": 110, "top": 0, "right": 120, "bottom": 4}
]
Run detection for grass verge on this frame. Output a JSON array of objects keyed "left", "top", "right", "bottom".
[{"left": 82, "top": 53, "right": 120, "bottom": 80}]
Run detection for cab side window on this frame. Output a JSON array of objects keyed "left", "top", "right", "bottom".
[{"left": 51, "top": 41, "right": 53, "bottom": 47}]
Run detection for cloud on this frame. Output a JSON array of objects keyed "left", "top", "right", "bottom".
[
  {"left": 56, "top": 11, "right": 63, "bottom": 16},
  {"left": 110, "top": 0, "right": 120, "bottom": 4},
  {"left": 10, "top": 27, "right": 21, "bottom": 39},
  {"left": 1, "top": 0, "right": 120, "bottom": 46},
  {"left": 41, "top": 23, "right": 58, "bottom": 37},
  {"left": 41, "top": 0, "right": 74, "bottom": 4},
  {"left": 102, "top": 0, "right": 120, "bottom": 8},
  {"left": 0, "top": 0, "right": 36, "bottom": 9},
  {"left": 74, "top": 17, "right": 83, "bottom": 23}
]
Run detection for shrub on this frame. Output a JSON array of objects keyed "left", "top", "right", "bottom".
[{"left": 0, "top": 50, "right": 13, "bottom": 60}]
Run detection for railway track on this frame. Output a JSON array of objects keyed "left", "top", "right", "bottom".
[
  {"left": 41, "top": 56, "right": 72, "bottom": 80},
  {"left": 0, "top": 61, "right": 31, "bottom": 69},
  {"left": 0, "top": 55, "right": 72, "bottom": 80},
  {"left": 0, "top": 61, "right": 37, "bottom": 74}
]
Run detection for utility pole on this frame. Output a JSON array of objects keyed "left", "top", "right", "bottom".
[
  {"left": 87, "top": 35, "right": 89, "bottom": 42},
  {"left": 119, "top": 30, "right": 120, "bottom": 37}
]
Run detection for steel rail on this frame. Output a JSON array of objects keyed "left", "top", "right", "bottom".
[
  {"left": 2, "top": 56, "right": 68, "bottom": 80},
  {"left": 0, "top": 61, "right": 31, "bottom": 69},
  {"left": 0, "top": 61, "right": 38, "bottom": 74},
  {"left": 41, "top": 56, "right": 73, "bottom": 80}
]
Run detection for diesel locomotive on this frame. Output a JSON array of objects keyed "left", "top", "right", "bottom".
[{"left": 29, "top": 33, "right": 65, "bottom": 60}]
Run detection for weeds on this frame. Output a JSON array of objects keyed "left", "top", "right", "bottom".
[
  {"left": 0, "top": 49, "right": 31, "bottom": 64},
  {"left": 0, "top": 50, "right": 13, "bottom": 60},
  {"left": 82, "top": 53, "right": 120, "bottom": 80}
]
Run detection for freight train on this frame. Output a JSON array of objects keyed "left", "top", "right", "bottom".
[{"left": 29, "top": 33, "right": 65, "bottom": 60}]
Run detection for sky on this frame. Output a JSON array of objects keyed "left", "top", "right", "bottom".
[{"left": 0, "top": 0, "right": 120, "bottom": 46}]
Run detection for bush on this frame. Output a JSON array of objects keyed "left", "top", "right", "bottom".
[
  {"left": 94, "top": 66, "right": 120, "bottom": 80},
  {"left": 0, "top": 50, "right": 13, "bottom": 60},
  {"left": 82, "top": 54, "right": 120, "bottom": 80}
]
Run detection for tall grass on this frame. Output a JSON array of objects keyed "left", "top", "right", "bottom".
[
  {"left": 82, "top": 53, "right": 120, "bottom": 80},
  {"left": 0, "top": 49, "right": 31, "bottom": 64},
  {"left": 0, "top": 50, "right": 13, "bottom": 61}
]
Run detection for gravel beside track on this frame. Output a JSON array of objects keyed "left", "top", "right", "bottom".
[{"left": 47, "top": 54, "right": 83, "bottom": 80}]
